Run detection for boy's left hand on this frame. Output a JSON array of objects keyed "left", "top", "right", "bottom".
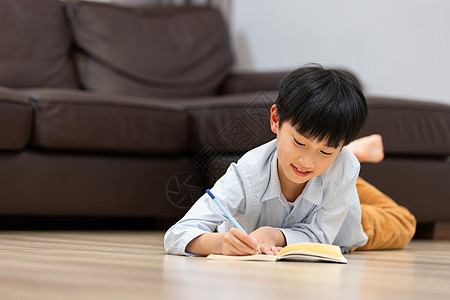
[{"left": 249, "top": 226, "right": 286, "bottom": 255}]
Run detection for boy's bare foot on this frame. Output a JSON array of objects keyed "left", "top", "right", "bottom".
[{"left": 347, "top": 134, "right": 385, "bottom": 163}]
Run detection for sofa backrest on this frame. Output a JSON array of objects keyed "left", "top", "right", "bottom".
[
  {"left": 66, "top": 1, "right": 233, "bottom": 98},
  {"left": 0, "top": 0, "right": 78, "bottom": 88}
]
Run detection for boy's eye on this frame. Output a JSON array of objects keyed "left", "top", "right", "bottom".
[
  {"left": 321, "top": 150, "right": 333, "bottom": 156},
  {"left": 293, "top": 138, "right": 305, "bottom": 146}
]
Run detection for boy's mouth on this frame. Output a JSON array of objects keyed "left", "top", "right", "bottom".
[{"left": 291, "top": 164, "right": 312, "bottom": 177}]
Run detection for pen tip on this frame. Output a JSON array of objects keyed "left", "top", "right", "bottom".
[{"left": 206, "top": 189, "right": 214, "bottom": 198}]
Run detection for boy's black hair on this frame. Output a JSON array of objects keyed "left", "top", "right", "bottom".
[{"left": 275, "top": 64, "right": 368, "bottom": 148}]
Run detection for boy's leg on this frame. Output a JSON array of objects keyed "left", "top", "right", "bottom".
[
  {"left": 347, "top": 134, "right": 384, "bottom": 163},
  {"left": 356, "top": 177, "right": 417, "bottom": 250}
]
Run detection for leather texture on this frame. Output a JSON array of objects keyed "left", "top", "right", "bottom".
[
  {"left": 220, "top": 72, "right": 287, "bottom": 94},
  {"left": 0, "top": 0, "right": 78, "bottom": 88},
  {"left": 0, "top": 151, "right": 199, "bottom": 217},
  {"left": 67, "top": 2, "right": 233, "bottom": 98},
  {"left": 23, "top": 89, "right": 189, "bottom": 153},
  {"left": 360, "top": 96, "right": 450, "bottom": 156},
  {"left": 181, "top": 91, "right": 277, "bottom": 154},
  {"left": 0, "top": 87, "right": 33, "bottom": 150}
]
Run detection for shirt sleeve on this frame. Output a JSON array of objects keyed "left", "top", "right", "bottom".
[{"left": 164, "top": 162, "right": 251, "bottom": 256}]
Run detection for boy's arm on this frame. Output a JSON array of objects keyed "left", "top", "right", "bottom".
[
  {"left": 186, "top": 228, "right": 261, "bottom": 256},
  {"left": 164, "top": 163, "right": 255, "bottom": 256}
]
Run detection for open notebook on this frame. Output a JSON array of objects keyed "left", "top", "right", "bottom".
[{"left": 207, "top": 242, "right": 347, "bottom": 264}]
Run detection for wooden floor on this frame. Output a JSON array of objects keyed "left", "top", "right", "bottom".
[{"left": 1, "top": 231, "right": 449, "bottom": 300}]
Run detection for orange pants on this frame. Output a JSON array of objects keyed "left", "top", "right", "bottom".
[{"left": 355, "top": 177, "right": 417, "bottom": 250}]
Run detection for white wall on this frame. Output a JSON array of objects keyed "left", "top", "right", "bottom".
[{"left": 229, "top": 0, "right": 450, "bottom": 105}]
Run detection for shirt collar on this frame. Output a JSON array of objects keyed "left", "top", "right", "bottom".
[
  {"left": 301, "top": 175, "right": 323, "bottom": 205},
  {"left": 261, "top": 150, "right": 281, "bottom": 202},
  {"left": 261, "top": 150, "right": 323, "bottom": 206}
]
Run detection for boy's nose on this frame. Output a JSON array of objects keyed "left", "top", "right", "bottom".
[{"left": 298, "top": 155, "right": 315, "bottom": 169}]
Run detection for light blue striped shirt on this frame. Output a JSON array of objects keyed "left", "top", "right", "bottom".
[{"left": 164, "top": 139, "right": 368, "bottom": 255}]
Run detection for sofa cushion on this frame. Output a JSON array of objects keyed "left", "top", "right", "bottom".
[
  {"left": 182, "top": 91, "right": 278, "bottom": 155},
  {"left": 0, "top": 0, "right": 77, "bottom": 88},
  {"left": 359, "top": 96, "right": 450, "bottom": 156},
  {"left": 0, "top": 88, "right": 33, "bottom": 150},
  {"left": 25, "top": 89, "right": 189, "bottom": 153},
  {"left": 67, "top": 2, "right": 233, "bottom": 98}
]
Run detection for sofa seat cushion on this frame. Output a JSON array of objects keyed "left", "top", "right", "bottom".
[
  {"left": 0, "top": 0, "right": 77, "bottom": 88},
  {"left": 25, "top": 89, "right": 188, "bottom": 153},
  {"left": 360, "top": 96, "right": 450, "bottom": 156},
  {"left": 67, "top": 2, "right": 232, "bottom": 98},
  {"left": 0, "top": 87, "right": 33, "bottom": 150},
  {"left": 181, "top": 91, "right": 278, "bottom": 155}
]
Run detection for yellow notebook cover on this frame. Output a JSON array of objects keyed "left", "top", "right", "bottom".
[{"left": 206, "top": 243, "right": 347, "bottom": 264}]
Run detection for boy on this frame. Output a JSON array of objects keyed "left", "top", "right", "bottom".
[
  {"left": 347, "top": 134, "right": 416, "bottom": 251},
  {"left": 164, "top": 65, "right": 415, "bottom": 256}
]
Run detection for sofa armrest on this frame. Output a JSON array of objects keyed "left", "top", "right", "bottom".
[
  {"left": 360, "top": 96, "right": 450, "bottom": 156},
  {"left": 0, "top": 87, "right": 33, "bottom": 150},
  {"left": 220, "top": 71, "right": 288, "bottom": 94}
]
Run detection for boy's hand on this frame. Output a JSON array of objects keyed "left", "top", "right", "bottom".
[
  {"left": 222, "top": 228, "right": 261, "bottom": 256},
  {"left": 249, "top": 226, "right": 285, "bottom": 255},
  {"left": 185, "top": 227, "right": 284, "bottom": 256}
]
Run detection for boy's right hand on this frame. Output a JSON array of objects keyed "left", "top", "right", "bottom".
[{"left": 222, "top": 228, "right": 261, "bottom": 256}]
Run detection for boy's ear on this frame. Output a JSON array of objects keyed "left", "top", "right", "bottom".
[{"left": 270, "top": 104, "right": 279, "bottom": 134}]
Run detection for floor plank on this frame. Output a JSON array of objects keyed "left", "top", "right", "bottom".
[{"left": 0, "top": 231, "right": 449, "bottom": 300}]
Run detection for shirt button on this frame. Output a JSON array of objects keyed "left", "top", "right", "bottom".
[{"left": 288, "top": 216, "right": 293, "bottom": 221}]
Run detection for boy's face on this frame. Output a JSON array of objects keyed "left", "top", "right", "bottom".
[{"left": 270, "top": 105, "right": 342, "bottom": 193}]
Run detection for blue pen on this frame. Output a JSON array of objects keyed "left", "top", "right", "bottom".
[{"left": 205, "top": 189, "right": 248, "bottom": 234}]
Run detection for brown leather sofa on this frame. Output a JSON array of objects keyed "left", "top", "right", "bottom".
[{"left": 1, "top": 0, "right": 449, "bottom": 236}]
